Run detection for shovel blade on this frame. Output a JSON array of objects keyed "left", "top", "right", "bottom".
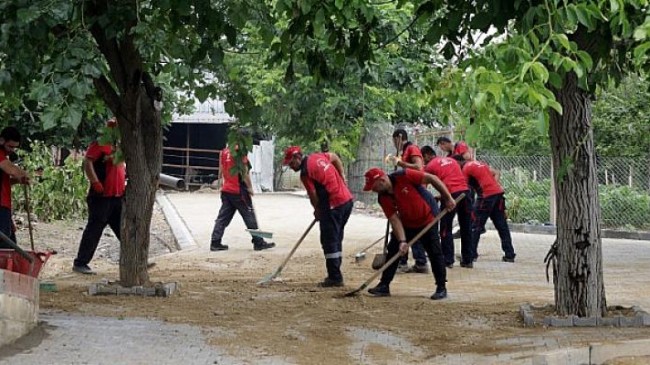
[
  {"left": 354, "top": 253, "right": 366, "bottom": 262},
  {"left": 247, "top": 229, "right": 274, "bottom": 239}
]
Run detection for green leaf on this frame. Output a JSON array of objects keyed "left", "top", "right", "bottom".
[
  {"left": 610, "top": 0, "right": 619, "bottom": 13},
  {"left": 548, "top": 71, "right": 563, "bottom": 89},
  {"left": 575, "top": 4, "right": 594, "bottom": 30},
  {"left": 62, "top": 107, "right": 83, "bottom": 128},
  {"left": 554, "top": 34, "right": 571, "bottom": 51},
  {"left": 41, "top": 108, "right": 61, "bottom": 130},
  {"left": 576, "top": 51, "right": 593, "bottom": 71},
  {"left": 633, "top": 42, "right": 650, "bottom": 60},
  {"left": 474, "top": 92, "right": 487, "bottom": 109},
  {"left": 527, "top": 87, "right": 547, "bottom": 108},
  {"left": 547, "top": 99, "right": 563, "bottom": 114},
  {"left": 536, "top": 110, "right": 548, "bottom": 134},
  {"left": 335, "top": 0, "right": 344, "bottom": 10},
  {"left": 530, "top": 62, "right": 549, "bottom": 83},
  {"left": 634, "top": 27, "right": 648, "bottom": 41},
  {"left": 520, "top": 61, "right": 533, "bottom": 81}
]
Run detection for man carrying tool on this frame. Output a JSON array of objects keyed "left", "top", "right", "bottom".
[
  {"left": 283, "top": 145, "right": 353, "bottom": 287},
  {"left": 209, "top": 144, "right": 275, "bottom": 252},
  {"left": 387, "top": 128, "right": 428, "bottom": 274},
  {"left": 0, "top": 127, "right": 31, "bottom": 248},
  {"left": 363, "top": 167, "right": 456, "bottom": 299},
  {"left": 455, "top": 155, "right": 516, "bottom": 263},
  {"left": 421, "top": 145, "right": 475, "bottom": 268}
]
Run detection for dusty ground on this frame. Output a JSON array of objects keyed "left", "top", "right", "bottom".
[{"left": 13, "top": 191, "right": 650, "bottom": 364}]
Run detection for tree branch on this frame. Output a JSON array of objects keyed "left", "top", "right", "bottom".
[{"left": 93, "top": 76, "right": 121, "bottom": 115}]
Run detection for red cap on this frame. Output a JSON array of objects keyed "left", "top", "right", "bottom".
[
  {"left": 363, "top": 167, "right": 386, "bottom": 191},
  {"left": 453, "top": 141, "right": 468, "bottom": 155},
  {"left": 282, "top": 146, "right": 302, "bottom": 165}
]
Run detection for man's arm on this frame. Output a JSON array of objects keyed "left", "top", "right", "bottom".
[
  {"left": 301, "top": 175, "right": 321, "bottom": 220},
  {"left": 242, "top": 164, "right": 254, "bottom": 196},
  {"left": 490, "top": 167, "right": 500, "bottom": 181},
  {"left": 387, "top": 214, "right": 409, "bottom": 255},
  {"left": 397, "top": 155, "right": 423, "bottom": 170},
  {"left": 0, "top": 159, "right": 29, "bottom": 183},
  {"left": 422, "top": 173, "right": 456, "bottom": 211},
  {"left": 328, "top": 152, "right": 346, "bottom": 181}
]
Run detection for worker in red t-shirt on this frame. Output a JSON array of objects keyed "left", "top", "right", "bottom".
[
  {"left": 436, "top": 136, "right": 472, "bottom": 161},
  {"left": 363, "top": 167, "right": 455, "bottom": 299},
  {"left": 73, "top": 118, "right": 127, "bottom": 274},
  {"left": 0, "top": 127, "right": 31, "bottom": 248},
  {"left": 210, "top": 145, "right": 275, "bottom": 252},
  {"left": 421, "top": 145, "right": 476, "bottom": 268},
  {"left": 283, "top": 145, "right": 353, "bottom": 287},
  {"left": 456, "top": 156, "right": 516, "bottom": 263},
  {"left": 387, "top": 129, "right": 429, "bottom": 273}
]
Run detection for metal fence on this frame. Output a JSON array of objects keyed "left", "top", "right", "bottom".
[{"left": 276, "top": 125, "right": 650, "bottom": 231}]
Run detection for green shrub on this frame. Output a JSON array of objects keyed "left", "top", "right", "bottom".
[
  {"left": 599, "top": 185, "right": 650, "bottom": 230},
  {"left": 12, "top": 141, "right": 88, "bottom": 221}
]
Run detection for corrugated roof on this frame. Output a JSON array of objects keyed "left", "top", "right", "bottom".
[{"left": 172, "top": 99, "right": 234, "bottom": 124}]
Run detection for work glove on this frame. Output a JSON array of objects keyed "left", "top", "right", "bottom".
[
  {"left": 91, "top": 181, "right": 105, "bottom": 194},
  {"left": 384, "top": 154, "right": 401, "bottom": 167}
]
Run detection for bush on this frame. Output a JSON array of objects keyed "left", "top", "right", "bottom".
[
  {"left": 599, "top": 185, "right": 650, "bottom": 230},
  {"left": 12, "top": 141, "right": 88, "bottom": 221}
]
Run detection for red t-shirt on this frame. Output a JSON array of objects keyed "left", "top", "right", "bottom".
[
  {"left": 424, "top": 156, "right": 468, "bottom": 194},
  {"left": 401, "top": 143, "right": 423, "bottom": 171},
  {"left": 300, "top": 153, "right": 353, "bottom": 209},
  {"left": 220, "top": 148, "right": 248, "bottom": 194},
  {"left": 453, "top": 141, "right": 469, "bottom": 156},
  {"left": 86, "top": 142, "right": 126, "bottom": 197},
  {"left": 0, "top": 149, "right": 12, "bottom": 209},
  {"left": 462, "top": 160, "right": 503, "bottom": 198},
  {"left": 378, "top": 169, "right": 437, "bottom": 228}
]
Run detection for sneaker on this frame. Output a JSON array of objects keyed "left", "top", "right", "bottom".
[
  {"left": 317, "top": 277, "right": 344, "bottom": 287},
  {"left": 403, "top": 264, "right": 429, "bottom": 274},
  {"left": 367, "top": 284, "right": 391, "bottom": 297},
  {"left": 431, "top": 287, "right": 447, "bottom": 300},
  {"left": 460, "top": 261, "right": 473, "bottom": 268},
  {"left": 72, "top": 264, "right": 95, "bottom": 275},
  {"left": 253, "top": 241, "right": 276, "bottom": 251},
  {"left": 502, "top": 255, "right": 515, "bottom": 263},
  {"left": 210, "top": 243, "right": 229, "bottom": 251}
]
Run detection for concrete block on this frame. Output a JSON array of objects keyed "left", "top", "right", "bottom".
[
  {"left": 116, "top": 286, "right": 135, "bottom": 295},
  {"left": 547, "top": 316, "right": 574, "bottom": 327},
  {"left": 641, "top": 314, "right": 650, "bottom": 326},
  {"left": 161, "top": 282, "right": 178, "bottom": 297},
  {"left": 597, "top": 316, "right": 618, "bottom": 326},
  {"left": 573, "top": 316, "right": 597, "bottom": 327},
  {"left": 618, "top": 315, "right": 638, "bottom": 327}
]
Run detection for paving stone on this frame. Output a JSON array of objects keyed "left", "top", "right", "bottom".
[{"left": 573, "top": 316, "right": 597, "bottom": 327}]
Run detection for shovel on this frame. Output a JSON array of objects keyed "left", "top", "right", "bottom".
[
  {"left": 257, "top": 219, "right": 317, "bottom": 285},
  {"left": 23, "top": 184, "right": 35, "bottom": 251},
  {"left": 353, "top": 236, "right": 384, "bottom": 263},
  {"left": 245, "top": 192, "right": 274, "bottom": 240},
  {"left": 344, "top": 194, "right": 465, "bottom": 297}
]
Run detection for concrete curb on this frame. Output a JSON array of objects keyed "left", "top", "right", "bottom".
[
  {"left": 533, "top": 338, "right": 650, "bottom": 365},
  {"left": 156, "top": 191, "right": 196, "bottom": 249},
  {"left": 0, "top": 270, "right": 39, "bottom": 347},
  {"left": 487, "top": 222, "right": 650, "bottom": 241}
]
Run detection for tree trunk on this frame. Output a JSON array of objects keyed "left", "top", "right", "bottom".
[
  {"left": 117, "top": 84, "right": 162, "bottom": 286},
  {"left": 549, "top": 70, "right": 606, "bottom": 317}
]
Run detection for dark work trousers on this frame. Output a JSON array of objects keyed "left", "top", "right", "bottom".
[
  {"left": 379, "top": 223, "right": 447, "bottom": 290},
  {"left": 472, "top": 193, "right": 516, "bottom": 259},
  {"left": 0, "top": 206, "right": 17, "bottom": 248},
  {"left": 210, "top": 191, "right": 264, "bottom": 247},
  {"left": 74, "top": 196, "right": 122, "bottom": 267},
  {"left": 440, "top": 190, "right": 475, "bottom": 265},
  {"left": 319, "top": 200, "right": 353, "bottom": 282}
]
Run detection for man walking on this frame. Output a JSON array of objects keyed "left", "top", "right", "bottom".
[
  {"left": 457, "top": 156, "right": 516, "bottom": 263},
  {"left": 421, "top": 145, "right": 475, "bottom": 268},
  {"left": 210, "top": 145, "right": 275, "bottom": 252},
  {"left": 73, "top": 119, "right": 126, "bottom": 274},
  {"left": 0, "top": 127, "right": 30, "bottom": 248},
  {"left": 284, "top": 145, "right": 353, "bottom": 287},
  {"left": 363, "top": 167, "right": 455, "bottom": 299}
]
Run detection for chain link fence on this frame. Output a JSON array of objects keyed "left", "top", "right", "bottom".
[{"left": 276, "top": 126, "right": 650, "bottom": 231}]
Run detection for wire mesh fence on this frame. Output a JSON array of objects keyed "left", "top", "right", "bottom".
[{"left": 275, "top": 126, "right": 650, "bottom": 231}]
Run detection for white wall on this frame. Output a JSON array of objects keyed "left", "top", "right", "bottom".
[{"left": 248, "top": 140, "right": 274, "bottom": 193}]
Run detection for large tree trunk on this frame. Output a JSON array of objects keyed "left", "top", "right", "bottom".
[
  {"left": 89, "top": 1, "right": 162, "bottom": 286},
  {"left": 549, "top": 70, "right": 606, "bottom": 317}
]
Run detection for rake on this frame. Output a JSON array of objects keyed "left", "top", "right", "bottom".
[{"left": 257, "top": 219, "right": 317, "bottom": 285}]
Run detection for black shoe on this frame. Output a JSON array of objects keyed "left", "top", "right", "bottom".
[
  {"left": 502, "top": 255, "right": 515, "bottom": 263},
  {"left": 446, "top": 263, "right": 454, "bottom": 269},
  {"left": 403, "top": 264, "right": 429, "bottom": 274},
  {"left": 431, "top": 287, "right": 447, "bottom": 300},
  {"left": 253, "top": 241, "right": 276, "bottom": 251},
  {"left": 317, "top": 277, "right": 344, "bottom": 287},
  {"left": 72, "top": 264, "right": 95, "bottom": 275},
  {"left": 460, "top": 261, "right": 473, "bottom": 268},
  {"left": 210, "top": 243, "right": 229, "bottom": 251},
  {"left": 368, "top": 284, "right": 391, "bottom": 297}
]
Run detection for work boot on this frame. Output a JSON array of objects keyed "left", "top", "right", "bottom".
[
  {"left": 403, "top": 264, "right": 429, "bottom": 274},
  {"left": 502, "top": 255, "right": 515, "bottom": 263},
  {"left": 317, "top": 277, "right": 344, "bottom": 287},
  {"left": 367, "top": 283, "right": 391, "bottom": 297},
  {"left": 446, "top": 263, "right": 454, "bottom": 269},
  {"left": 210, "top": 243, "right": 229, "bottom": 251},
  {"left": 72, "top": 264, "right": 95, "bottom": 275},
  {"left": 430, "top": 286, "right": 447, "bottom": 300},
  {"left": 459, "top": 261, "right": 473, "bottom": 269},
  {"left": 253, "top": 241, "right": 276, "bottom": 251},
  {"left": 397, "top": 262, "right": 409, "bottom": 273}
]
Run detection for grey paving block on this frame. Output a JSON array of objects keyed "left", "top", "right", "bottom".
[
  {"left": 597, "top": 316, "right": 618, "bottom": 326},
  {"left": 573, "top": 316, "right": 597, "bottom": 327}
]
